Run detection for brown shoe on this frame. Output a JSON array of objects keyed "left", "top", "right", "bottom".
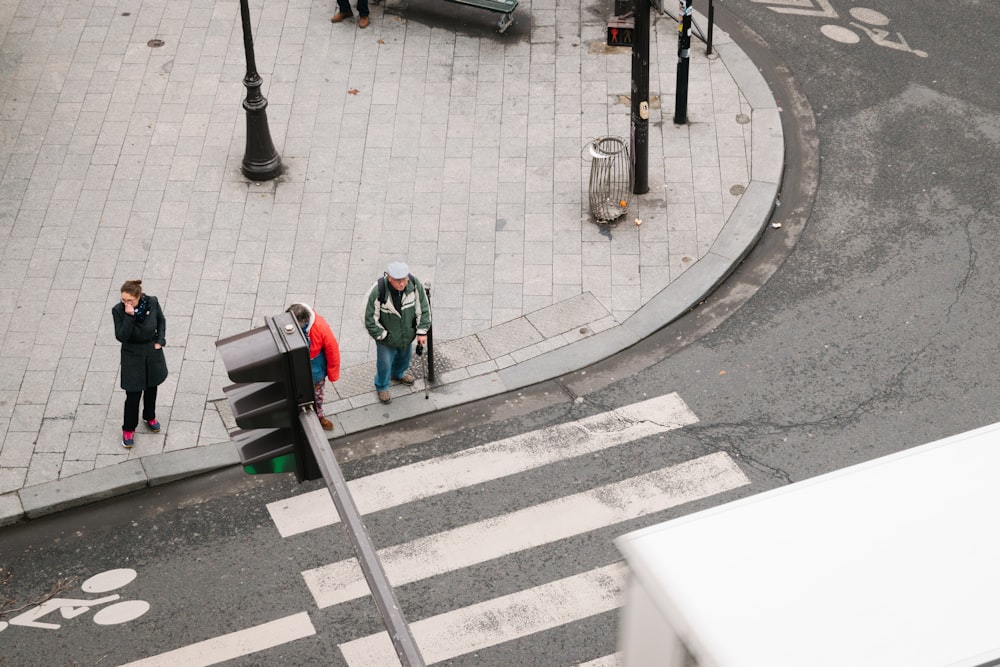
[
  {"left": 330, "top": 11, "right": 352, "bottom": 22},
  {"left": 394, "top": 373, "right": 415, "bottom": 385},
  {"left": 377, "top": 390, "right": 391, "bottom": 404},
  {"left": 358, "top": 15, "right": 369, "bottom": 28},
  {"left": 318, "top": 416, "right": 334, "bottom": 431}
]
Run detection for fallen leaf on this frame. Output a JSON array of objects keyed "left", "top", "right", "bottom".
[
  {"left": 348, "top": 88, "right": 360, "bottom": 95},
  {"left": 719, "top": 370, "right": 726, "bottom": 375}
]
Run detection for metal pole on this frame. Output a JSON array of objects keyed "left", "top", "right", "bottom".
[
  {"left": 423, "top": 283, "right": 435, "bottom": 383},
  {"left": 673, "top": 0, "right": 693, "bottom": 125},
  {"left": 707, "top": 0, "right": 715, "bottom": 55},
  {"left": 300, "top": 410, "right": 426, "bottom": 666},
  {"left": 239, "top": 0, "right": 282, "bottom": 181},
  {"left": 630, "top": 0, "right": 650, "bottom": 195}
]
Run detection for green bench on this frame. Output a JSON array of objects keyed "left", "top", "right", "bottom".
[
  {"left": 447, "top": 0, "right": 518, "bottom": 33},
  {"left": 376, "top": 0, "right": 518, "bottom": 32}
]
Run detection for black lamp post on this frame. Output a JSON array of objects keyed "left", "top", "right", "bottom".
[{"left": 239, "top": 0, "right": 281, "bottom": 181}]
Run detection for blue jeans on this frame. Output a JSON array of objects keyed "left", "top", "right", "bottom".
[
  {"left": 336, "top": 0, "right": 368, "bottom": 16},
  {"left": 374, "top": 341, "right": 413, "bottom": 392}
]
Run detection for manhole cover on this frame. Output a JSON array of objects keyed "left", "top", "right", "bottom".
[{"left": 147, "top": 39, "right": 164, "bottom": 48}]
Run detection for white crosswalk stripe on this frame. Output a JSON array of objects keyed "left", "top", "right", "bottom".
[
  {"left": 339, "top": 564, "right": 627, "bottom": 666},
  {"left": 265, "top": 393, "right": 751, "bottom": 664},
  {"left": 266, "top": 393, "right": 699, "bottom": 537},
  {"left": 578, "top": 654, "right": 621, "bottom": 667},
  {"left": 120, "top": 613, "right": 316, "bottom": 666}
]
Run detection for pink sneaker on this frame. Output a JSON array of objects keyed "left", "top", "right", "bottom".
[{"left": 122, "top": 431, "right": 135, "bottom": 448}]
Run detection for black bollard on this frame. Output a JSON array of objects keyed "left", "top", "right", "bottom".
[
  {"left": 673, "top": 0, "right": 693, "bottom": 125},
  {"left": 424, "top": 283, "right": 435, "bottom": 383}
]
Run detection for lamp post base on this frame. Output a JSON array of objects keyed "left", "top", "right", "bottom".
[{"left": 242, "top": 109, "right": 282, "bottom": 181}]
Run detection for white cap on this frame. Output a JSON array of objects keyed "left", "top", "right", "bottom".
[{"left": 386, "top": 261, "right": 409, "bottom": 279}]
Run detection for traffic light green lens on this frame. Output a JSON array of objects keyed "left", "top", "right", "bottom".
[{"left": 243, "top": 452, "right": 297, "bottom": 475}]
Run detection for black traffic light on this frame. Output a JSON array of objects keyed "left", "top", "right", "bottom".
[{"left": 215, "top": 313, "right": 321, "bottom": 482}]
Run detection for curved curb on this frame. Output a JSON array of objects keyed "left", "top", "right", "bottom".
[{"left": 2, "top": 15, "right": 784, "bottom": 526}]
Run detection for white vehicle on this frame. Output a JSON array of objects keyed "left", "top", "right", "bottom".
[{"left": 616, "top": 422, "right": 1000, "bottom": 667}]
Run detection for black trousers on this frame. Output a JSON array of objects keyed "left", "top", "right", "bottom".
[{"left": 123, "top": 385, "right": 158, "bottom": 431}]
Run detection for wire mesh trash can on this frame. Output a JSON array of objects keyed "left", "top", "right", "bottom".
[{"left": 588, "top": 136, "right": 633, "bottom": 223}]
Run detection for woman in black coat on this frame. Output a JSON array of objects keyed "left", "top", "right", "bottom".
[{"left": 112, "top": 280, "right": 168, "bottom": 449}]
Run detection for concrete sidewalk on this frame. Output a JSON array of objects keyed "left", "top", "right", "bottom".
[{"left": 0, "top": 0, "right": 783, "bottom": 525}]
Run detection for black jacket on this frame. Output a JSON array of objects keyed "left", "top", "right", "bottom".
[{"left": 112, "top": 296, "right": 168, "bottom": 391}]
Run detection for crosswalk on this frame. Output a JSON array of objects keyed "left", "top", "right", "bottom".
[
  {"left": 266, "top": 393, "right": 751, "bottom": 665},
  {"left": 265, "top": 392, "right": 701, "bottom": 537},
  {"left": 303, "top": 452, "right": 745, "bottom": 609}
]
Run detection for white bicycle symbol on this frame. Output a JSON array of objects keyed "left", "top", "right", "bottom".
[
  {"left": 820, "top": 7, "right": 928, "bottom": 58},
  {"left": 0, "top": 568, "right": 149, "bottom": 632}
]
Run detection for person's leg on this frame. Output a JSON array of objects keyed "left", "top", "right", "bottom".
[
  {"left": 357, "top": 0, "right": 369, "bottom": 16},
  {"left": 314, "top": 380, "right": 326, "bottom": 417},
  {"left": 374, "top": 342, "right": 394, "bottom": 392},
  {"left": 314, "top": 380, "right": 334, "bottom": 429},
  {"left": 331, "top": 0, "right": 353, "bottom": 20},
  {"left": 391, "top": 342, "right": 414, "bottom": 380},
  {"left": 123, "top": 391, "right": 141, "bottom": 432},
  {"left": 141, "top": 385, "right": 161, "bottom": 431},
  {"left": 141, "top": 385, "right": 158, "bottom": 423}
]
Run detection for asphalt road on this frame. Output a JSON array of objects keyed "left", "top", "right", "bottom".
[
  {"left": 2, "top": 1, "right": 999, "bottom": 664},
  {"left": 663, "top": 0, "right": 1000, "bottom": 474},
  {"left": 0, "top": 395, "right": 762, "bottom": 665}
]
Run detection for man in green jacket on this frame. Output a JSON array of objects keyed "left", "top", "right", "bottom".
[{"left": 364, "top": 261, "right": 431, "bottom": 404}]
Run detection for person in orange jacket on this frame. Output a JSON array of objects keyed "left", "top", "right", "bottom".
[{"left": 287, "top": 303, "right": 341, "bottom": 431}]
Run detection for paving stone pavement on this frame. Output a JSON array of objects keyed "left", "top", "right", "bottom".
[{"left": 0, "top": 0, "right": 783, "bottom": 524}]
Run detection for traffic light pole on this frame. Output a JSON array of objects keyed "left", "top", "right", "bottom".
[
  {"left": 299, "top": 410, "right": 426, "bottom": 667},
  {"left": 630, "top": 0, "right": 650, "bottom": 195}
]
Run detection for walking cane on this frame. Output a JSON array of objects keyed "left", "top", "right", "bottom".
[{"left": 416, "top": 340, "right": 429, "bottom": 399}]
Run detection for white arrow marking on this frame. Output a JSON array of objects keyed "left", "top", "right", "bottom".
[{"left": 752, "top": 0, "right": 837, "bottom": 17}]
